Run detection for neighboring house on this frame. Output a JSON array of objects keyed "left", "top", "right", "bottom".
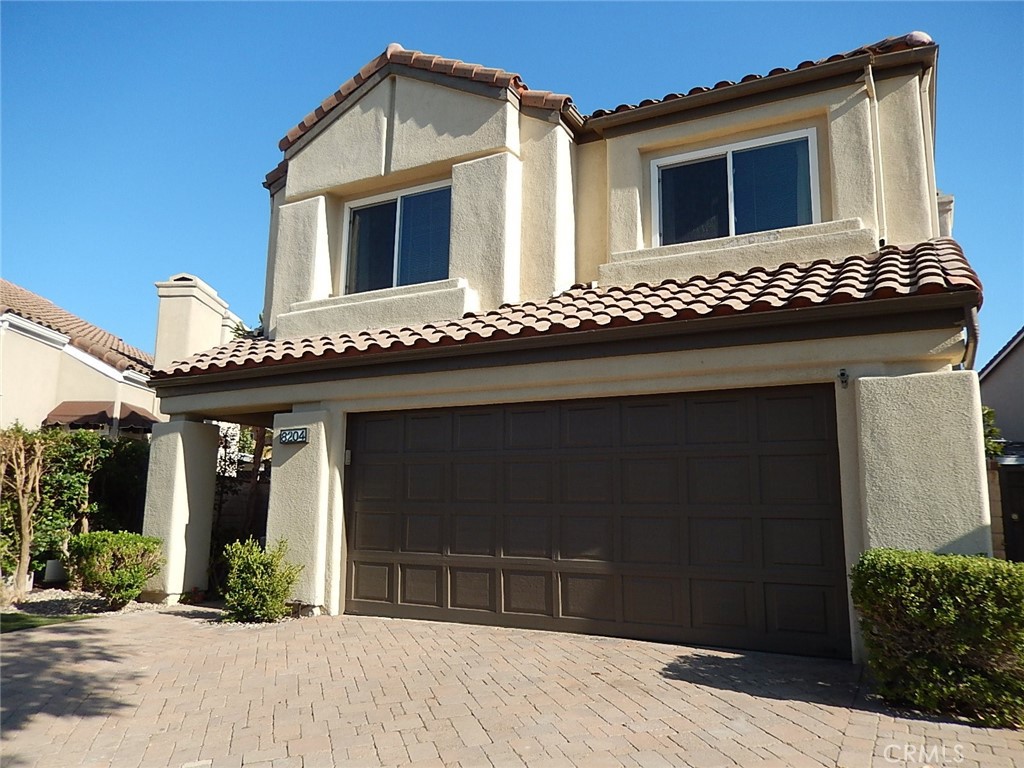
[
  {"left": 980, "top": 326, "right": 1024, "bottom": 562},
  {"left": 143, "top": 33, "right": 991, "bottom": 660},
  {"left": 0, "top": 279, "right": 160, "bottom": 435},
  {"left": 980, "top": 325, "right": 1024, "bottom": 443}
]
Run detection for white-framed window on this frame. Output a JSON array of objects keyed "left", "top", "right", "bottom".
[
  {"left": 651, "top": 129, "right": 820, "bottom": 247},
  {"left": 341, "top": 180, "right": 452, "bottom": 295}
]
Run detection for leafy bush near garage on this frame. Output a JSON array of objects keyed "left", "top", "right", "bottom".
[
  {"left": 850, "top": 548, "right": 1024, "bottom": 728},
  {"left": 66, "top": 531, "right": 164, "bottom": 609},
  {"left": 222, "top": 538, "right": 302, "bottom": 623}
]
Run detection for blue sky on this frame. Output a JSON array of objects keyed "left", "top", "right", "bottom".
[{"left": 2, "top": 2, "right": 1022, "bottom": 368}]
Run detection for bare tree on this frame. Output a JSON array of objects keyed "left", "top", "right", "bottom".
[{"left": 0, "top": 426, "right": 48, "bottom": 601}]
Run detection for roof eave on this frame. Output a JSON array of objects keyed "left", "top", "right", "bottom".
[
  {"left": 581, "top": 44, "right": 937, "bottom": 136},
  {"left": 150, "top": 289, "right": 978, "bottom": 391}
]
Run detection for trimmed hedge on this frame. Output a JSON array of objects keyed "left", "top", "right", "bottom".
[
  {"left": 223, "top": 538, "right": 302, "bottom": 623},
  {"left": 851, "top": 548, "right": 1024, "bottom": 728},
  {"left": 66, "top": 531, "right": 163, "bottom": 609}
]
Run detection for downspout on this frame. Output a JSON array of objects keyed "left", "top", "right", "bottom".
[
  {"left": 962, "top": 306, "right": 979, "bottom": 370},
  {"left": 864, "top": 64, "right": 888, "bottom": 244}
]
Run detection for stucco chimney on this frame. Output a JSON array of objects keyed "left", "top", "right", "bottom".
[
  {"left": 937, "top": 193, "right": 955, "bottom": 238},
  {"left": 154, "top": 274, "right": 233, "bottom": 370}
]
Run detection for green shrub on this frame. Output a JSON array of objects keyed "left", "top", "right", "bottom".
[
  {"left": 66, "top": 531, "right": 163, "bottom": 609},
  {"left": 222, "top": 538, "right": 302, "bottom": 623},
  {"left": 850, "top": 548, "right": 1024, "bottom": 728}
]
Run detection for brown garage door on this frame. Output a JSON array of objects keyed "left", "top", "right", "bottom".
[{"left": 345, "top": 385, "right": 850, "bottom": 658}]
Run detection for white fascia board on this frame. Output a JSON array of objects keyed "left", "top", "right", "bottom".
[
  {"left": 123, "top": 369, "right": 152, "bottom": 387},
  {"left": 2, "top": 312, "right": 70, "bottom": 349},
  {"left": 63, "top": 343, "right": 133, "bottom": 384}
]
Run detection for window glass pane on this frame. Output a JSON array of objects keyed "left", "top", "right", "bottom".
[
  {"left": 348, "top": 200, "right": 397, "bottom": 294},
  {"left": 733, "top": 138, "right": 811, "bottom": 236},
  {"left": 397, "top": 187, "right": 451, "bottom": 287},
  {"left": 660, "top": 156, "right": 729, "bottom": 245}
]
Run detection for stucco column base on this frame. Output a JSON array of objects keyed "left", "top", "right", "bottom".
[
  {"left": 266, "top": 410, "right": 331, "bottom": 612},
  {"left": 141, "top": 418, "right": 220, "bottom": 602},
  {"left": 855, "top": 370, "right": 991, "bottom": 555}
]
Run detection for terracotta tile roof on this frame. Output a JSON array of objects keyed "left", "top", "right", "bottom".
[
  {"left": 279, "top": 43, "right": 576, "bottom": 152},
  {"left": 154, "top": 238, "right": 979, "bottom": 381},
  {"left": 0, "top": 279, "right": 154, "bottom": 374},
  {"left": 588, "top": 32, "right": 936, "bottom": 119}
]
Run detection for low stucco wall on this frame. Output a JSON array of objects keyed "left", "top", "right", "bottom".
[{"left": 856, "top": 370, "right": 991, "bottom": 555}]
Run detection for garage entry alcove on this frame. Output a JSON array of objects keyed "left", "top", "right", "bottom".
[{"left": 345, "top": 384, "right": 851, "bottom": 658}]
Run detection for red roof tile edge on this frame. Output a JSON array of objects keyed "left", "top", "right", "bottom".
[
  {"left": 588, "top": 31, "right": 935, "bottom": 119},
  {"left": 0, "top": 279, "right": 154, "bottom": 374},
  {"left": 279, "top": 43, "right": 575, "bottom": 152},
  {"left": 154, "top": 238, "right": 979, "bottom": 382}
]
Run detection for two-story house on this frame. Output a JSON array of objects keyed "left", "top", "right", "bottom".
[{"left": 143, "top": 33, "right": 989, "bottom": 659}]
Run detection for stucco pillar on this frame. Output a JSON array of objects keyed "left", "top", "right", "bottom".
[
  {"left": 141, "top": 418, "right": 220, "bottom": 602},
  {"left": 267, "top": 196, "right": 333, "bottom": 338},
  {"left": 265, "top": 409, "right": 331, "bottom": 611},
  {"left": 855, "top": 370, "right": 991, "bottom": 555},
  {"left": 450, "top": 152, "right": 523, "bottom": 309}
]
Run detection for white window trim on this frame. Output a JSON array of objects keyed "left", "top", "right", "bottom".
[
  {"left": 650, "top": 128, "right": 820, "bottom": 247},
  {"left": 339, "top": 179, "right": 452, "bottom": 296}
]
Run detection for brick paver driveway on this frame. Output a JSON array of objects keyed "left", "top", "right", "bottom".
[{"left": 2, "top": 606, "right": 1021, "bottom": 768}]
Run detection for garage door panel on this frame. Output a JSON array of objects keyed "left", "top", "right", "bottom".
[
  {"left": 346, "top": 386, "right": 850, "bottom": 658},
  {"left": 360, "top": 415, "right": 403, "bottom": 452},
  {"left": 452, "top": 514, "right": 495, "bottom": 556},
  {"left": 562, "top": 459, "right": 614, "bottom": 503},
  {"left": 504, "top": 515, "right": 552, "bottom": 558},
  {"left": 402, "top": 513, "right": 444, "bottom": 554},
  {"left": 505, "top": 461, "right": 553, "bottom": 503},
  {"left": 354, "top": 512, "right": 396, "bottom": 552},
  {"left": 622, "top": 401, "right": 678, "bottom": 446},
  {"left": 404, "top": 462, "right": 446, "bottom": 502},
  {"left": 758, "top": 392, "right": 830, "bottom": 442},
  {"left": 622, "top": 457, "right": 679, "bottom": 504},
  {"left": 504, "top": 570, "right": 553, "bottom": 615},
  {"left": 686, "top": 456, "right": 752, "bottom": 504},
  {"left": 562, "top": 574, "right": 616, "bottom": 621},
  {"left": 561, "top": 403, "right": 618, "bottom": 448},
  {"left": 352, "top": 562, "right": 393, "bottom": 602},
  {"left": 454, "top": 410, "right": 502, "bottom": 451},
  {"left": 759, "top": 454, "right": 832, "bottom": 504},
  {"left": 560, "top": 515, "right": 614, "bottom": 561},
  {"left": 623, "top": 576, "right": 679, "bottom": 625},
  {"left": 505, "top": 407, "right": 554, "bottom": 449},
  {"left": 764, "top": 583, "right": 839, "bottom": 637},
  {"left": 762, "top": 518, "right": 830, "bottom": 569},
  {"left": 451, "top": 568, "right": 496, "bottom": 611},
  {"left": 689, "top": 517, "right": 755, "bottom": 566},
  {"left": 622, "top": 517, "right": 677, "bottom": 564},
  {"left": 691, "top": 579, "right": 758, "bottom": 630},
  {"left": 355, "top": 463, "right": 401, "bottom": 501},
  {"left": 453, "top": 462, "right": 498, "bottom": 502},
  {"left": 685, "top": 397, "right": 751, "bottom": 443}
]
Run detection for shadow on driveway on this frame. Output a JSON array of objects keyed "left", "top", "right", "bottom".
[
  {"left": 0, "top": 621, "right": 141, "bottom": 734},
  {"left": 661, "top": 649, "right": 872, "bottom": 708}
]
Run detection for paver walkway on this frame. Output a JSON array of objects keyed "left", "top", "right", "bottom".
[{"left": 2, "top": 605, "right": 1021, "bottom": 768}]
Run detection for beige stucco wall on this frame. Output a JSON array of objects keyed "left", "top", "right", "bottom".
[
  {"left": 520, "top": 115, "right": 576, "bottom": 301},
  {"left": 856, "top": 370, "right": 991, "bottom": 555},
  {"left": 981, "top": 345, "right": 1024, "bottom": 441},
  {"left": 592, "top": 71, "right": 937, "bottom": 269},
  {"left": 0, "top": 318, "right": 159, "bottom": 430},
  {"left": 141, "top": 418, "right": 219, "bottom": 602}
]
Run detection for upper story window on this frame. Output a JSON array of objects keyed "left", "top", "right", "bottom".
[
  {"left": 344, "top": 182, "right": 452, "bottom": 294},
  {"left": 652, "top": 129, "right": 820, "bottom": 246}
]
